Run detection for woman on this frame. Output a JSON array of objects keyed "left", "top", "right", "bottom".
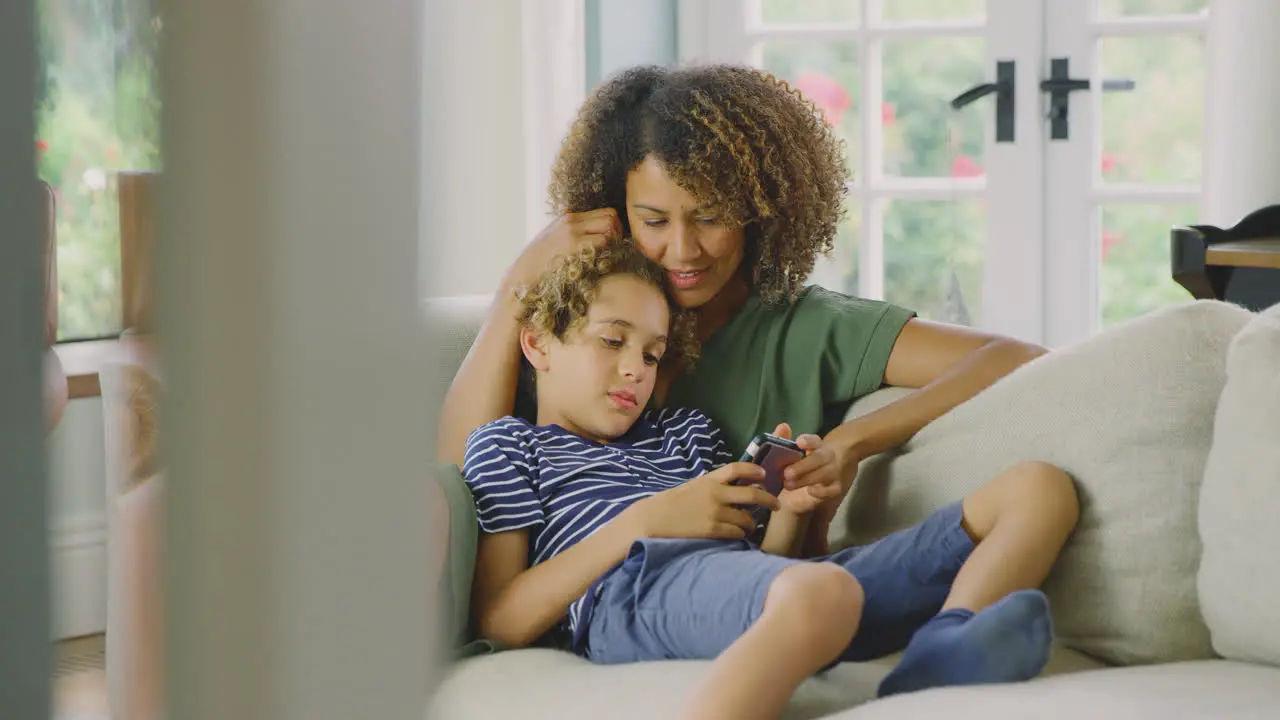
[{"left": 439, "top": 63, "right": 1050, "bottom": 558}]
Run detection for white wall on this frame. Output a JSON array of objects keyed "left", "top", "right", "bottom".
[
  {"left": 423, "top": 3, "right": 527, "bottom": 298},
  {"left": 422, "top": 1, "right": 586, "bottom": 297},
  {"left": 48, "top": 398, "right": 108, "bottom": 640},
  {"left": 523, "top": 0, "right": 587, "bottom": 241},
  {"left": 1202, "top": 0, "right": 1280, "bottom": 225}
]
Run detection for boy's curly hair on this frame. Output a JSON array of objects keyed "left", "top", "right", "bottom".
[
  {"left": 548, "top": 64, "right": 849, "bottom": 304},
  {"left": 516, "top": 237, "right": 699, "bottom": 368}
]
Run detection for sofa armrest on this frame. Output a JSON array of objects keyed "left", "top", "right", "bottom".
[
  {"left": 420, "top": 296, "right": 492, "bottom": 651},
  {"left": 435, "top": 462, "right": 479, "bottom": 649}
]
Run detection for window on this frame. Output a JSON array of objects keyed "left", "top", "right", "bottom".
[
  {"left": 681, "top": 0, "right": 1209, "bottom": 348},
  {"left": 36, "top": 0, "right": 162, "bottom": 341},
  {"left": 1057, "top": 0, "right": 1208, "bottom": 338}
]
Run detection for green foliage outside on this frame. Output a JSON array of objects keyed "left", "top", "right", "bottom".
[
  {"left": 36, "top": 0, "right": 161, "bottom": 340},
  {"left": 760, "top": 0, "right": 1207, "bottom": 330}
]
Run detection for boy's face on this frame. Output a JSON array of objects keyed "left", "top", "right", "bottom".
[{"left": 525, "top": 274, "right": 670, "bottom": 443}]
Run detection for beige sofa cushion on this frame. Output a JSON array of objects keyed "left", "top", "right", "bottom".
[
  {"left": 423, "top": 295, "right": 492, "bottom": 404},
  {"left": 429, "top": 645, "right": 1104, "bottom": 720},
  {"left": 1198, "top": 302, "right": 1280, "bottom": 666},
  {"left": 832, "top": 660, "right": 1280, "bottom": 720},
  {"left": 835, "top": 301, "right": 1253, "bottom": 666}
]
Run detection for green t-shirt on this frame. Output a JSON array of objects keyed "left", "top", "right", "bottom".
[{"left": 665, "top": 286, "right": 916, "bottom": 455}]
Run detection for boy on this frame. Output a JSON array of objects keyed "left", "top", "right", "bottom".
[{"left": 463, "top": 238, "right": 1077, "bottom": 720}]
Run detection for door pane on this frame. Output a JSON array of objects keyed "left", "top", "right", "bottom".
[
  {"left": 1096, "top": 0, "right": 1207, "bottom": 18},
  {"left": 37, "top": 0, "right": 163, "bottom": 340},
  {"left": 882, "top": 37, "right": 986, "bottom": 178},
  {"left": 760, "top": 41, "right": 861, "bottom": 176},
  {"left": 1098, "top": 34, "right": 1204, "bottom": 184},
  {"left": 808, "top": 203, "right": 861, "bottom": 295},
  {"left": 879, "top": 0, "right": 984, "bottom": 22},
  {"left": 760, "top": 0, "right": 860, "bottom": 25},
  {"left": 882, "top": 199, "right": 986, "bottom": 325},
  {"left": 1099, "top": 204, "right": 1197, "bottom": 327}
]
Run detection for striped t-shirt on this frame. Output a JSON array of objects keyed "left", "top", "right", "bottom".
[{"left": 461, "top": 407, "right": 732, "bottom": 650}]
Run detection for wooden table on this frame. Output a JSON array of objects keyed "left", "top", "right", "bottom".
[
  {"left": 1172, "top": 210, "right": 1280, "bottom": 311},
  {"left": 1205, "top": 238, "right": 1280, "bottom": 270}
]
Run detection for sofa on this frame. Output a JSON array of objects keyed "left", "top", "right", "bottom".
[{"left": 424, "top": 295, "right": 1280, "bottom": 719}]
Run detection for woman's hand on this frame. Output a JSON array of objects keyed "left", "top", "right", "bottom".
[
  {"left": 770, "top": 423, "right": 865, "bottom": 557},
  {"left": 781, "top": 430, "right": 861, "bottom": 501},
  {"left": 502, "top": 209, "right": 623, "bottom": 292},
  {"left": 770, "top": 424, "right": 846, "bottom": 515},
  {"left": 623, "top": 462, "right": 779, "bottom": 541}
]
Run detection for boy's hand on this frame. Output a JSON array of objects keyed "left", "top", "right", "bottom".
[
  {"left": 771, "top": 423, "right": 846, "bottom": 516},
  {"left": 624, "top": 462, "right": 779, "bottom": 540}
]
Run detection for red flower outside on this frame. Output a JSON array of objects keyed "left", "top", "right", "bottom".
[
  {"left": 793, "top": 72, "right": 851, "bottom": 126},
  {"left": 1101, "top": 153, "right": 1117, "bottom": 175},
  {"left": 36, "top": 139, "right": 49, "bottom": 152},
  {"left": 950, "top": 155, "right": 982, "bottom": 178},
  {"left": 1102, "top": 230, "right": 1124, "bottom": 259}
]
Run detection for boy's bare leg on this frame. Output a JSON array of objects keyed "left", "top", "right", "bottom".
[
  {"left": 679, "top": 564, "right": 862, "bottom": 720},
  {"left": 946, "top": 460, "right": 1080, "bottom": 612},
  {"left": 879, "top": 460, "right": 1079, "bottom": 697}
]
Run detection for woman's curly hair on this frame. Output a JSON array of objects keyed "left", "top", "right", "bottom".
[
  {"left": 548, "top": 64, "right": 849, "bottom": 304},
  {"left": 516, "top": 236, "right": 699, "bottom": 368}
]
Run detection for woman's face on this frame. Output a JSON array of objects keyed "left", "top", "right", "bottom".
[{"left": 625, "top": 156, "right": 746, "bottom": 310}]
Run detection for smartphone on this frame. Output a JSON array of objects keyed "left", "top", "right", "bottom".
[{"left": 736, "top": 432, "right": 804, "bottom": 496}]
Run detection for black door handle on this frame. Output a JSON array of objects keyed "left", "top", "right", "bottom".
[
  {"left": 1039, "top": 58, "right": 1136, "bottom": 140},
  {"left": 1040, "top": 58, "right": 1088, "bottom": 140},
  {"left": 1040, "top": 77, "right": 1090, "bottom": 94},
  {"left": 1101, "top": 78, "right": 1137, "bottom": 92},
  {"left": 951, "top": 82, "right": 1005, "bottom": 109},
  {"left": 1041, "top": 77, "right": 1137, "bottom": 94},
  {"left": 949, "top": 60, "right": 1015, "bottom": 143}
]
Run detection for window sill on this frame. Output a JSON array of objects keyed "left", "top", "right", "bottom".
[{"left": 53, "top": 339, "right": 122, "bottom": 399}]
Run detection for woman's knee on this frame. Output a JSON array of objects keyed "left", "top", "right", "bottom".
[{"left": 764, "top": 564, "right": 864, "bottom": 642}]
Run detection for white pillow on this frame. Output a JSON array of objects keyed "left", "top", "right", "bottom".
[
  {"left": 837, "top": 300, "right": 1254, "bottom": 666},
  {"left": 1197, "top": 301, "right": 1280, "bottom": 666}
]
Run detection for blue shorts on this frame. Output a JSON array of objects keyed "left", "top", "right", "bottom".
[{"left": 584, "top": 501, "right": 974, "bottom": 665}]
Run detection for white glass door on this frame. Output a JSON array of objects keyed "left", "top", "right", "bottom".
[
  {"left": 679, "top": 0, "right": 1213, "bottom": 348},
  {"left": 681, "top": 0, "right": 1048, "bottom": 341},
  {"left": 1043, "top": 0, "right": 1208, "bottom": 347}
]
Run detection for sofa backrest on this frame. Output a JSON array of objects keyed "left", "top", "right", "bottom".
[{"left": 423, "top": 295, "right": 493, "bottom": 401}]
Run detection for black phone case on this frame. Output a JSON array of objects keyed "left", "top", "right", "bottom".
[{"left": 734, "top": 433, "right": 805, "bottom": 535}]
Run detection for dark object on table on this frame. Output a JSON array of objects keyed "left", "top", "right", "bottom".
[{"left": 1172, "top": 204, "right": 1280, "bottom": 312}]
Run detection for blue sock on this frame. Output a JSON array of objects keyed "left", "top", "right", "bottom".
[{"left": 877, "top": 589, "right": 1054, "bottom": 698}]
